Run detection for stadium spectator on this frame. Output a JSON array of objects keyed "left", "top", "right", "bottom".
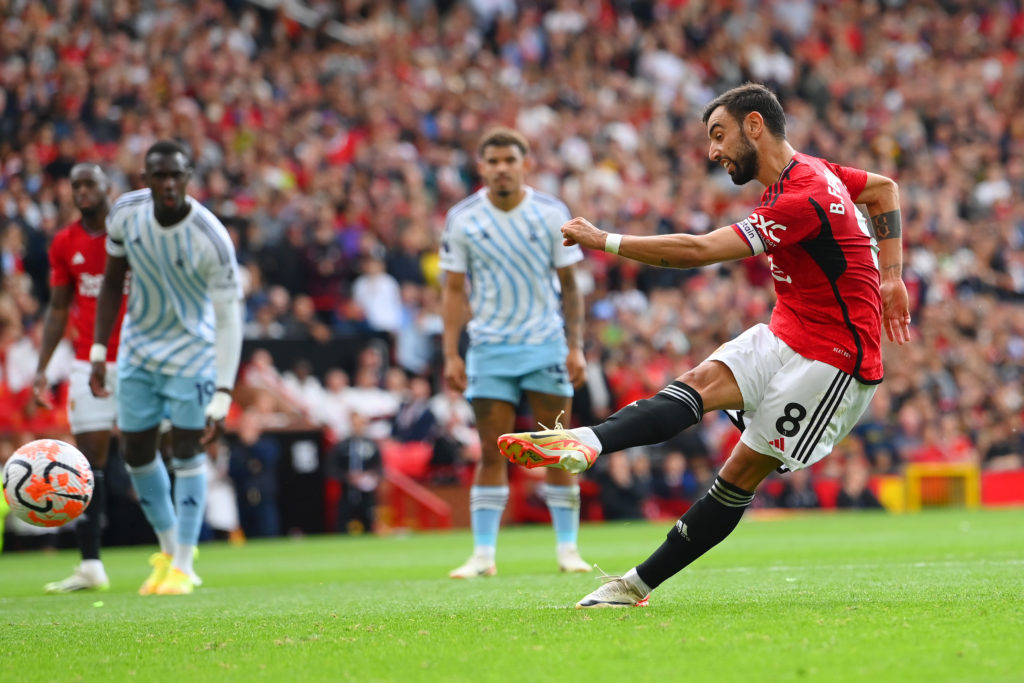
[
  {"left": 836, "top": 457, "right": 885, "bottom": 511},
  {"left": 326, "top": 411, "right": 382, "bottom": 535},
  {"left": 593, "top": 452, "right": 647, "bottom": 521},
  {"left": 775, "top": 468, "right": 821, "bottom": 510},
  {"left": 351, "top": 249, "right": 403, "bottom": 335},
  {"left": 390, "top": 375, "right": 439, "bottom": 444},
  {"left": 318, "top": 368, "right": 354, "bottom": 442},
  {"left": 229, "top": 410, "right": 281, "bottom": 539},
  {"left": 650, "top": 450, "right": 699, "bottom": 505}
]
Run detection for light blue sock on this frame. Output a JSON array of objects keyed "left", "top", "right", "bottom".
[
  {"left": 171, "top": 454, "right": 208, "bottom": 547},
  {"left": 128, "top": 457, "right": 177, "bottom": 536},
  {"left": 469, "top": 485, "right": 508, "bottom": 558},
  {"left": 542, "top": 484, "right": 580, "bottom": 545}
]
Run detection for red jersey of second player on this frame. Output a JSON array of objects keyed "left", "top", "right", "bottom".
[
  {"left": 49, "top": 220, "right": 127, "bottom": 362},
  {"left": 731, "top": 151, "right": 883, "bottom": 383}
]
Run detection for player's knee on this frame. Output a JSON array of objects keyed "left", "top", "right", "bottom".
[
  {"left": 720, "top": 444, "right": 779, "bottom": 491},
  {"left": 170, "top": 437, "right": 203, "bottom": 462},
  {"left": 678, "top": 361, "right": 739, "bottom": 411}
]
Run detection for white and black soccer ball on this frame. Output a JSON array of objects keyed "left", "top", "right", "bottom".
[{"left": 2, "top": 439, "right": 94, "bottom": 527}]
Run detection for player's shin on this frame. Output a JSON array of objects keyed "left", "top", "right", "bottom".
[
  {"left": 591, "top": 381, "right": 703, "bottom": 454},
  {"left": 635, "top": 476, "right": 754, "bottom": 589},
  {"left": 541, "top": 483, "right": 580, "bottom": 547},
  {"left": 171, "top": 453, "right": 208, "bottom": 575},
  {"left": 469, "top": 485, "right": 508, "bottom": 560},
  {"left": 77, "top": 469, "right": 106, "bottom": 561},
  {"left": 127, "top": 456, "right": 178, "bottom": 554}
]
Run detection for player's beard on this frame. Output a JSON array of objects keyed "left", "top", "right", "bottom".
[{"left": 728, "top": 133, "right": 759, "bottom": 185}]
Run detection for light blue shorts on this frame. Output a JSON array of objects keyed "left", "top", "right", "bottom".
[
  {"left": 465, "top": 341, "right": 573, "bottom": 404},
  {"left": 117, "top": 364, "right": 215, "bottom": 433}
]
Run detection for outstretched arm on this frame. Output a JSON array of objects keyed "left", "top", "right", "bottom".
[
  {"left": 561, "top": 218, "right": 753, "bottom": 269},
  {"left": 855, "top": 173, "right": 911, "bottom": 345}
]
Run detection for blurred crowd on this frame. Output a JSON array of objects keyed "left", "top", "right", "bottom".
[{"left": 2, "top": 0, "right": 1023, "bottom": 528}]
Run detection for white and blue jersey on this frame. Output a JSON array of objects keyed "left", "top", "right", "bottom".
[
  {"left": 440, "top": 186, "right": 582, "bottom": 348},
  {"left": 106, "top": 189, "right": 242, "bottom": 378}
]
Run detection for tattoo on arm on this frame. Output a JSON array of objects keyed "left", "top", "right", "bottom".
[
  {"left": 882, "top": 263, "right": 902, "bottom": 278},
  {"left": 871, "top": 210, "right": 902, "bottom": 240}
]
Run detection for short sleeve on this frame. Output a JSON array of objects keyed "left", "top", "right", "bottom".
[
  {"left": 105, "top": 206, "right": 127, "bottom": 258},
  {"left": 439, "top": 212, "right": 468, "bottom": 273},
  {"left": 733, "top": 191, "right": 821, "bottom": 255},
  {"left": 828, "top": 162, "right": 868, "bottom": 202},
  {"left": 542, "top": 199, "right": 582, "bottom": 269},
  {"left": 49, "top": 232, "right": 71, "bottom": 288}
]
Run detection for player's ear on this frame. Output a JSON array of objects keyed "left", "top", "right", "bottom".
[{"left": 746, "top": 111, "right": 764, "bottom": 138}]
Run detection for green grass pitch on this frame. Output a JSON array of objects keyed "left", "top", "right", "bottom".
[{"left": 2, "top": 507, "right": 1022, "bottom": 682}]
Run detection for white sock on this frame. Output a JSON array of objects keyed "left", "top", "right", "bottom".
[
  {"left": 556, "top": 542, "right": 578, "bottom": 556},
  {"left": 81, "top": 559, "right": 105, "bottom": 575},
  {"left": 624, "top": 567, "right": 651, "bottom": 595},
  {"left": 474, "top": 546, "right": 496, "bottom": 563},
  {"left": 570, "top": 427, "right": 603, "bottom": 454},
  {"left": 173, "top": 543, "right": 196, "bottom": 575},
  {"left": 156, "top": 528, "right": 177, "bottom": 557}
]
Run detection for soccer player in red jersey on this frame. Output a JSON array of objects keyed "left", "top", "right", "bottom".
[
  {"left": 498, "top": 83, "right": 912, "bottom": 608},
  {"left": 33, "top": 163, "right": 126, "bottom": 593}
]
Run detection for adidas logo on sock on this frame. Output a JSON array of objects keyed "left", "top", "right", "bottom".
[
  {"left": 769, "top": 437, "right": 785, "bottom": 451},
  {"left": 181, "top": 496, "right": 199, "bottom": 507}
]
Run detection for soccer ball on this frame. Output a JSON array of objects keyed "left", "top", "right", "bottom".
[{"left": 2, "top": 439, "right": 94, "bottom": 527}]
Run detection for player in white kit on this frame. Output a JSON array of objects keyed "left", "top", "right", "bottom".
[
  {"left": 90, "top": 140, "right": 243, "bottom": 595},
  {"left": 442, "top": 127, "right": 591, "bottom": 577}
]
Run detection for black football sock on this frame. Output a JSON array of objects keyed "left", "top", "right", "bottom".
[
  {"left": 591, "top": 381, "right": 703, "bottom": 453},
  {"left": 635, "top": 476, "right": 754, "bottom": 589},
  {"left": 78, "top": 470, "right": 105, "bottom": 561}
]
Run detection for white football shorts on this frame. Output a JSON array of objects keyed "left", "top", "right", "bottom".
[
  {"left": 708, "top": 324, "right": 877, "bottom": 471},
  {"left": 67, "top": 359, "right": 117, "bottom": 434}
]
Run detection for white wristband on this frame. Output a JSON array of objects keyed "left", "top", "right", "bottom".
[
  {"left": 89, "top": 344, "right": 107, "bottom": 363},
  {"left": 205, "top": 391, "right": 232, "bottom": 422},
  {"left": 604, "top": 233, "right": 622, "bottom": 255}
]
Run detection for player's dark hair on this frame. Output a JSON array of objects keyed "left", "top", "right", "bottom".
[
  {"left": 477, "top": 127, "right": 530, "bottom": 158},
  {"left": 145, "top": 139, "right": 191, "bottom": 164},
  {"left": 701, "top": 83, "right": 787, "bottom": 139}
]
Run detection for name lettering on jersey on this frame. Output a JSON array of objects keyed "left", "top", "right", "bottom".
[
  {"left": 71, "top": 252, "right": 85, "bottom": 265},
  {"left": 823, "top": 169, "right": 847, "bottom": 215},
  {"left": 748, "top": 212, "right": 787, "bottom": 246},
  {"left": 832, "top": 346, "right": 852, "bottom": 359},
  {"left": 78, "top": 272, "right": 104, "bottom": 298}
]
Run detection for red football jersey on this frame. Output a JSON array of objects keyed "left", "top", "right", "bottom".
[
  {"left": 731, "top": 152, "right": 883, "bottom": 383},
  {"left": 49, "top": 220, "right": 127, "bottom": 362}
]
